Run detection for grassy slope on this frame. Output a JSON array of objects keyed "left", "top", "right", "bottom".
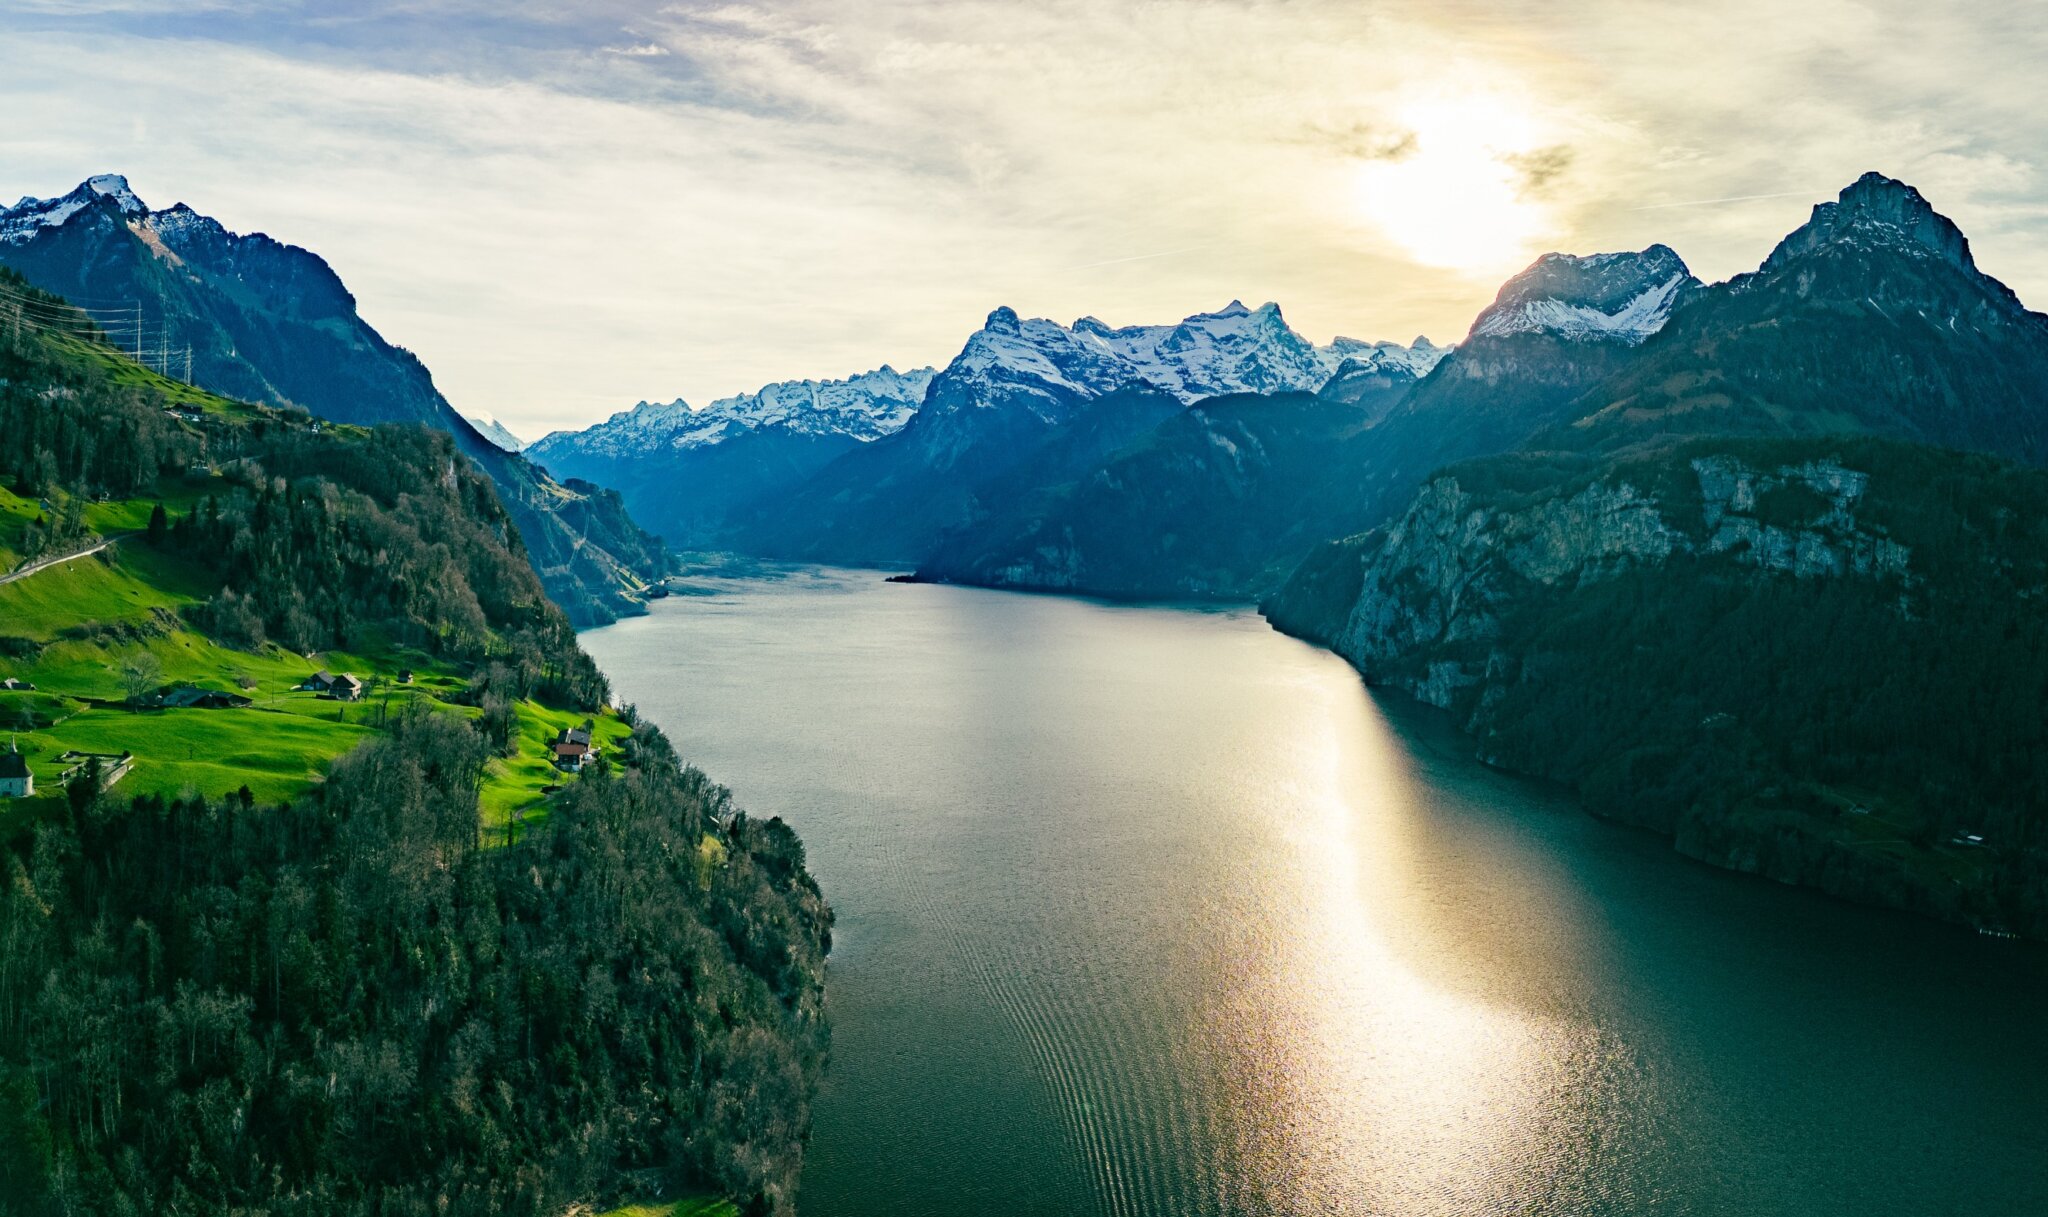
[
  {"left": 0, "top": 391, "right": 625, "bottom": 833},
  {"left": 480, "top": 698, "right": 634, "bottom": 830},
  {"left": 598, "top": 1199, "right": 740, "bottom": 1217}
]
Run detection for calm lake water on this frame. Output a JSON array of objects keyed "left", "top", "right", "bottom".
[{"left": 583, "top": 568, "right": 2048, "bottom": 1217}]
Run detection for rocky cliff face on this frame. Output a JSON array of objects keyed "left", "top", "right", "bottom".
[
  {"left": 1332, "top": 451, "right": 1917, "bottom": 702},
  {"left": 1267, "top": 435, "right": 2048, "bottom": 937}
]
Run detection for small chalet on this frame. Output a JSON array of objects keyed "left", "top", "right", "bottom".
[
  {"left": 551, "top": 724, "right": 596, "bottom": 771},
  {"left": 301, "top": 671, "right": 365, "bottom": 701},
  {"left": 0, "top": 678, "right": 34, "bottom": 692},
  {"left": 0, "top": 742, "right": 31, "bottom": 798}
]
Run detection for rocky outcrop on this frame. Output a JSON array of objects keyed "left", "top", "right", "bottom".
[
  {"left": 1266, "top": 433, "right": 2048, "bottom": 938},
  {"left": 1328, "top": 451, "right": 1913, "bottom": 705}
]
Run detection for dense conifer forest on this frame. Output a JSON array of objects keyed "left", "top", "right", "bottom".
[{"left": 0, "top": 271, "right": 831, "bottom": 1215}]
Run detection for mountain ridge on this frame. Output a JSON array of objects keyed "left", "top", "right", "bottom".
[{"left": 0, "top": 174, "right": 670, "bottom": 625}]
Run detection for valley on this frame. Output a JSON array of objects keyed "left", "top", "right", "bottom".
[
  {"left": 8, "top": 7, "right": 2040, "bottom": 1217},
  {"left": 529, "top": 171, "right": 2048, "bottom": 942}
]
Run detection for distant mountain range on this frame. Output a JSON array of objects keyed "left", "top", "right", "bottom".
[
  {"left": 520, "top": 171, "right": 2048, "bottom": 935},
  {"left": 532, "top": 298, "right": 1446, "bottom": 569},
  {"left": 530, "top": 173, "right": 2048, "bottom": 605},
  {"left": 528, "top": 366, "right": 935, "bottom": 550},
  {"left": 0, "top": 175, "right": 667, "bottom": 625}
]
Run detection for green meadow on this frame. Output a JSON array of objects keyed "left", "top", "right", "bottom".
[
  {"left": 597, "top": 1198, "right": 740, "bottom": 1217},
  {"left": 2, "top": 531, "right": 626, "bottom": 826},
  {"left": 480, "top": 696, "right": 634, "bottom": 830}
]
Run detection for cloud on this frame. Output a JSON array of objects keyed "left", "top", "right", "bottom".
[
  {"left": 1315, "top": 122, "right": 1420, "bottom": 163},
  {"left": 1506, "top": 146, "right": 1574, "bottom": 196},
  {"left": 1, "top": 1, "right": 2045, "bottom": 436}
]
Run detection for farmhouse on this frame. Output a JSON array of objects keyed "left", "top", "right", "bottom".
[
  {"left": 552, "top": 724, "right": 596, "bottom": 771},
  {"left": 0, "top": 743, "right": 31, "bottom": 798},
  {"left": 0, "top": 678, "right": 33, "bottom": 691},
  {"left": 300, "top": 671, "right": 366, "bottom": 701}
]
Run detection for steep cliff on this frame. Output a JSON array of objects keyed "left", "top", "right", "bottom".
[{"left": 1267, "top": 436, "right": 2048, "bottom": 935}]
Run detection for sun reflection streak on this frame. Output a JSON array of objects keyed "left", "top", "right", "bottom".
[{"left": 1202, "top": 675, "right": 1595, "bottom": 1214}]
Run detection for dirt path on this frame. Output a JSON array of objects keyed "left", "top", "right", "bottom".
[{"left": 0, "top": 532, "right": 136, "bottom": 587}]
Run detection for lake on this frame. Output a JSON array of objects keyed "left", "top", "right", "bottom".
[{"left": 582, "top": 568, "right": 2048, "bottom": 1217}]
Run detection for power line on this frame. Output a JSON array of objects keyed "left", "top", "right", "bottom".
[
  {"left": 0, "top": 284, "right": 138, "bottom": 321},
  {"left": 0, "top": 283, "right": 199, "bottom": 386}
]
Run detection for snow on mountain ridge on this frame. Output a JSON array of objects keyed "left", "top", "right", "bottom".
[
  {"left": 466, "top": 413, "right": 526, "bottom": 452},
  {"left": 1, "top": 174, "right": 150, "bottom": 245},
  {"left": 1320, "top": 334, "right": 1450, "bottom": 380},
  {"left": 942, "top": 300, "right": 1438, "bottom": 411},
  {"left": 1469, "top": 246, "right": 1702, "bottom": 345},
  {"left": 539, "top": 365, "right": 937, "bottom": 459}
]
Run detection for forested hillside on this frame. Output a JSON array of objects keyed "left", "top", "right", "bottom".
[
  {"left": 0, "top": 177, "right": 670, "bottom": 627},
  {"left": 1266, "top": 436, "right": 2048, "bottom": 935},
  {"left": 915, "top": 390, "right": 1395, "bottom": 598},
  {"left": 0, "top": 272, "right": 831, "bottom": 1215}
]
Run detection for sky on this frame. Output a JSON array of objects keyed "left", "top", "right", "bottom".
[{"left": 2, "top": 1, "right": 2046, "bottom": 438}]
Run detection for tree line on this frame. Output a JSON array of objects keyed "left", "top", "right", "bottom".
[{"left": 0, "top": 714, "right": 830, "bottom": 1216}]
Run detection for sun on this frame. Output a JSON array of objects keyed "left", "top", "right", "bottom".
[{"left": 1351, "top": 93, "right": 1560, "bottom": 277}]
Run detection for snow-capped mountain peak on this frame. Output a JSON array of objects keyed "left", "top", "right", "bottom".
[
  {"left": 1469, "top": 245, "right": 1701, "bottom": 345},
  {"left": 943, "top": 300, "right": 1344, "bottom": 408},
  {"left": 465, "top": 413, "right": 527, "bottom": 452},
  {"left": 533, "top": 365, "right": 937, "bottom": 460},
  {"left": 0, "top": 174, "right": 150, "bottom": 244},
  {"left": 1319, "top": 333, "right": 1450, "bottom": 380},
  {"left": 82, "top": 174, "right": 146, "bottom": 213}
]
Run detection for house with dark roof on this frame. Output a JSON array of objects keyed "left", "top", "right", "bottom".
[
  {"left": 0, "top": 678, "right": 34, "bottom": 692},
  {"left": 0, "top": 742, "right": 32, "bottom": 798},
  {"left": 551, "top": 723, "right": 597, "bottom": 771},
  {"left": 301, "top": 671, "right": 366, "bottom": 701}
]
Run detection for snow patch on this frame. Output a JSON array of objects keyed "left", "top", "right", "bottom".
[{"left": 1473, "top": 272, "right": 1691, "bottom": 345}]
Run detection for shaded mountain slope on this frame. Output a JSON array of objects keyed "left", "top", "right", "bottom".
[{"left": 0, "top": 176, "right": 667, "bottom": 624}]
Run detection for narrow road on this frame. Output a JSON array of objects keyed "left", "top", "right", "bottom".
[{"left": 0, "top": 532, "right": 135, "bottom": 587}]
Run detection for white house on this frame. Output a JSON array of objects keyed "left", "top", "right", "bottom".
[{"left": 0, "top": 742, "right": 32, "bottom": 798}]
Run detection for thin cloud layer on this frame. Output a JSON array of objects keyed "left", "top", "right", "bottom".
[{"left": 1, "top": 1, "right": 2045, "bottom": 435}]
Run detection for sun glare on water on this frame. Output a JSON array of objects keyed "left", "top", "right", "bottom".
[{"left": 1353, "top": 94, "right": 1560, "bottom": 277}]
